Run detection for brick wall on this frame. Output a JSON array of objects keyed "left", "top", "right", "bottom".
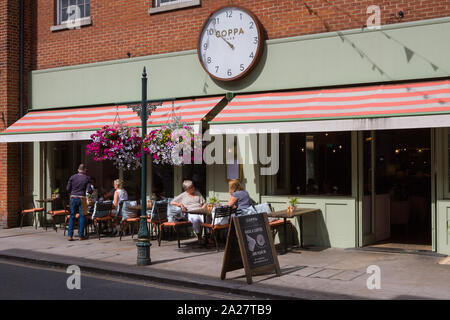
[
  {"left": 0, "top": 0, "right": 33, "bottom": 228},
  {"left": 33, "top": 0, "right": 450, "bottom": 70}
]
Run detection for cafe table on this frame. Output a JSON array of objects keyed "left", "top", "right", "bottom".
[{"left": 267, "top": 208, "right": 320, "bottom": 254}]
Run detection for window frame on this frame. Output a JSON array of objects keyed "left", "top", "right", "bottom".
[
  {"left": 56, "top": 0, "right": 90, "bottom": 25},
  {"left": 149, "top": 0, "right": 201, "bottom": 15},
  {"left": 52, "top": 0, "right": 92, "bottom": 32},
  {"left": 264, "top": 131, "right": 353, "bottom": 197}
]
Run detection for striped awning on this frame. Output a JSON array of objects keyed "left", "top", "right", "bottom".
[
  {"left": 210, "top": 80, "right": 450, "bottom": 133},
  {"left": 0, "top": 96, "right": 224, "bottom": 142}
]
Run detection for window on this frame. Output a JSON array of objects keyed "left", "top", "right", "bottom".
[
  {"left": 57, "top": 0, "right": 90, "bottom": 25},
  {"left": 149, "top": 0, "right": 200, "bottom": 14},
  {"left": 156, "top": 0, "right": 192, "bottom": 6},
  {"left": 264, "top": 132, "right": 352, "bottom": 196}
]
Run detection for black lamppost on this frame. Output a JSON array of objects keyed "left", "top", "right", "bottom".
[{"left": 128, "top": 67, "right": 161, "bottom": 266}]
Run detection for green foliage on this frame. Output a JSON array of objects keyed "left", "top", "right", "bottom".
[
  {"left": 288, "top": 197, "right": 299, "bottom": 206},
  {"left": 207, "top": 195, "right": 220, "bottom": 205}
]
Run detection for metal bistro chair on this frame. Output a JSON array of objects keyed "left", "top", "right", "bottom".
[
  {"left": 158, "top": 200, "right": 192, "bottom": 248},
  {"left": 92, "top": 201, "right": 113, "bottom": 240},
  {"left": 258, "top": 203, "right": 295, "bottom": 243},
  {"left": 19, "top": 195, "right": 44, "bottom": 229},
  {"left": 119, "top": 200, "right": 140, "bottom": 241},
  {"left": 201, "top": 206, "right": 235, "bottom": 251},
  {"left": 47, "top": 197, "right": 69, "bottom": 232},
  {"left": 147, "top": 200, "right": 168, "bottom": 241}
]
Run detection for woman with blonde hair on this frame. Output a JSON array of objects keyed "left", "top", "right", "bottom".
[
  {"left": 112, "top": 179, "right": 128, "bottom": 213},
  {"left": 227, "top": 179, "right": 252, "bottom": 212}
]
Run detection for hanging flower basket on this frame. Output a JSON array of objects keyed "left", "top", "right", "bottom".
[
  {"left": 86, "top": 122, "right": 143, "bottom": 171},
  {"left": 143, "top": 122, "right": 202, "bottom": 166}
]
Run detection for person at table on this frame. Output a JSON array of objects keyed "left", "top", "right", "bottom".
[
  {"left": 171, "top": 180, "right": 207, "bottom": 244},
  {"left": 66, "top": 164, "right": 93, "bottom": 241},
  {"left": 112, "top": 179, "right": 128, "bottom": 214},
  {"left": 109, "top": 179, "right": 128, "bottom": 234},
  {"left": 227, "top": 179, "right": 252, "bottom": 213}
]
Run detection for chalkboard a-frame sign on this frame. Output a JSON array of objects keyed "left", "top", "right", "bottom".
[{"left": 220, "top": 213, "right": 281, "bottom": 284}]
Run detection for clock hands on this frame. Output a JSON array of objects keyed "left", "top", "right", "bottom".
[
  {"left": 221, "top": 36, "right": 235, "bottom": 50},
  {"left": 213, "top": 28, "right": 235, "bottom": 50}
]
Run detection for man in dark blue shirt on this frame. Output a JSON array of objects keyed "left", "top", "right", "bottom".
[{"left": 66, "top": 164, "right": 93, "bottom": 241}]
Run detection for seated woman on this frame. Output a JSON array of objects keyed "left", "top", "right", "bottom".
[
  {"left": 171, "top": 180, "right": 208, "bottom": 244},
  {"left": 111, "top": 179, "right": 128, "bottom": 230},
  {"left": 227, "top": 179, "right": 252, "bottom": 213}
]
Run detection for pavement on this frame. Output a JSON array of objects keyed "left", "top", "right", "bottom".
[{"left": 0, "top": 226, "right": 449, "bottom": 300}]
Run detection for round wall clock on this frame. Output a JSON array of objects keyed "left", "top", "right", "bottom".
[{"left": 198, "top": 6, "right": 264, "bottom": 82}]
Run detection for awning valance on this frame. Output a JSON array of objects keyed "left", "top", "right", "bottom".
[
  {"left": 0, "top": 96, "right": 224, "bottom": 142},
  {"left": 209, "top": 80, "right": 450, "bottom": 133}
]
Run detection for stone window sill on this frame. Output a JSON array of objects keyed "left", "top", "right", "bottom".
[
  {"left": 50, "top": 17, "right": 92, "bottom": 32},
  {"left": 149, "top": 0, "right": 201, "bottom": 15}
]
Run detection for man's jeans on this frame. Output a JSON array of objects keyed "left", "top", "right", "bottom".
[{"left": 68, "top": 197, "right": 86, "bottom": 238}]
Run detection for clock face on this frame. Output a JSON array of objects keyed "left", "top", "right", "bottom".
[{"left": 198, "top": 6, "right": 263, "bottom": 81}]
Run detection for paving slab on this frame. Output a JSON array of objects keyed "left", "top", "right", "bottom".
[{"left": 309, "top": 268, "right": 345, "bottom": 279}]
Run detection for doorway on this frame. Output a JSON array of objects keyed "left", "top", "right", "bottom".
[{"left": 362, "top": 129, "right": 432, "bottom": 251}]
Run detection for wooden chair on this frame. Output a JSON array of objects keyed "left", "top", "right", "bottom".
[
  {"left": 47, "top": 198, "right": 69, "bottom": 232},
  {"left": 147, "top": 200, "right": 168, "bottom": 240},
  {"left": 201, "top": 206, "right": 235, "bottom": 251},
  {"left": 92, "top": 201, "right": 113, "bottom": 240},
  {"left": 19, "top": 195, "right": 44, "bottom": 229}
]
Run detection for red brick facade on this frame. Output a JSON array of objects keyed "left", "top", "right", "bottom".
[
  {"left": 33, "top": 0, "right": 450, "bottom": 70},
  {"left": 0, "top": 0, "right": 449, "bottom": 227}
]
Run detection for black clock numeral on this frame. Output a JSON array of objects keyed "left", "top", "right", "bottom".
[
  {"left": 227, "top": 69, "right": 232, "bottom": 76},
  {"left": 215, "top": 66, "right": 219, "bottom": 73},
  {"left": 254, "top": 37, "right": 258, "bottom": 44},
  {"left": 207, "top": 57, "right": 212, "bottom": 64},
  {"left": 249, "top": 21, "right": 254, "bottom": 29},
  {"left": 240, "top": 64, "right": 245, "bottom": 71},
  {"left": 240, "top": 13, "right": 243, "bottom": 20},
  {"left": 249, "top": 52, "right": 254, "bottom": 59},
  {"left": 226, "top": 10, "right": 232, "bottom": 18},
  {"left": 203, "top": 43, "right": 208, "bottom": 50}
]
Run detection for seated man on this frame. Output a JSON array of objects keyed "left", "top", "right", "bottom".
[{"left": 171, "top": 180, "right": 208, "bottom": 244}]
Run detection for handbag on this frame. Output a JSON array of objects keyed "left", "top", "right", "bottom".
[{"left": 167, "top": 198, "right": 188, "bottom": 222}]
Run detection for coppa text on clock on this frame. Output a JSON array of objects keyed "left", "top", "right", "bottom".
[{"left": 207, "top": 28, "right": 245, "bottom": 38}]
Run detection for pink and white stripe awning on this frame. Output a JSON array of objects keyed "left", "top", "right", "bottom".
[
  {"left": 210, "top": 80, "right": 450, "bottom": 133},
  {"left": 0, "top": 96, "right": 224, "bottom": 142}
]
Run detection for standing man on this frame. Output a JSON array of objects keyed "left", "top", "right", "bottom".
[{"left": 66, "top": 164, "right": 93, "bottom": 241}]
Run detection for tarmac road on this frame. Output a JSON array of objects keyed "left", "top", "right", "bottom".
[{"left": 0, "top": 259, "right": 255, "bottom": 300}]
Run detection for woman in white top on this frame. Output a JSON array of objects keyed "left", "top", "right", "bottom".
[{"left": 113, "top": 179, "right": 128, "bottom": 213}]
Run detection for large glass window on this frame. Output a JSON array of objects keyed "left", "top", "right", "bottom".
[{"left": 264, "top": 132, "right": 352, "bottom": 196}]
